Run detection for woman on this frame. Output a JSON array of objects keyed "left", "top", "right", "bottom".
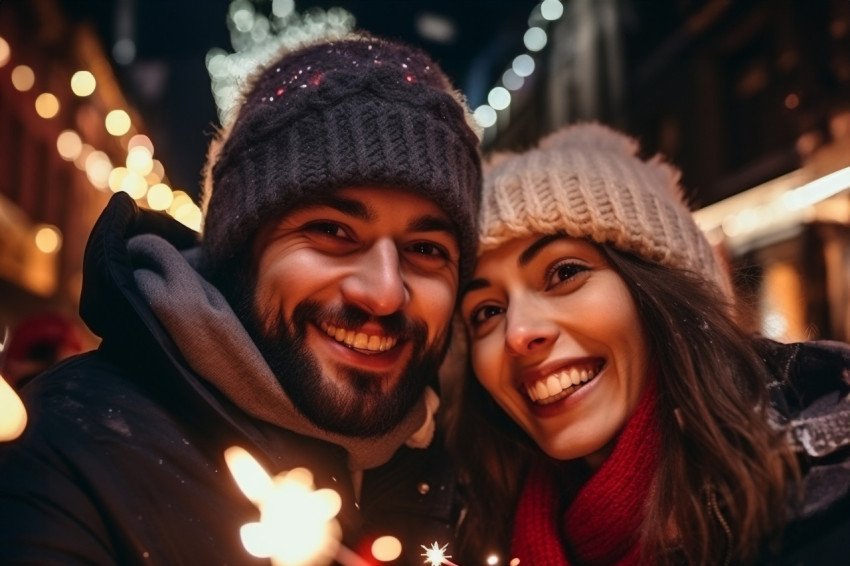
[{"left": 449, "top": 123, "right": 850, "bottom": 565}]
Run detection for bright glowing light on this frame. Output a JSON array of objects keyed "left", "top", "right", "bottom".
[
  {"left": 127, "top": 134, "right": 154, "bottom": 154},
  {"left": 168, "top": 190, "right": 193, "bottom": 215},
  {"left": 70, "top": 70, "right": 96, "bottom": 96},
  {"left": 523, "top": 27, "right": 548, "bottom": 52},
  {"left": 35, "top": 93, "right": 60, "bottom": 118},
  {"left": 85, "top": 151, "right": 112, "bottom": 190},
  {"left": 109, "top": 167, "right": 129, "bottom": 193},
  {"left": 174, "top": 202, "right": 202, "bottom": 232},
  {"left": 540, "top": 0, "right": 564, "bottom": 21},
  {"left": 272, "top": 0, "right": 295, "bottom": 18},
  {"left": 371, "top": 536, "right": 402, "bottom": 562},
  {"left": 11, "top": 65, "right": 34, "bottom": 91},
  {"left": 0, "top": 372, "right": 27, "bottom": 441},
  {"left": 74, "top": 144, "right": 94, "bottom": 171},
  {"left": 473, "top": 105, "right": 497, "bottom": 129},
  {"left": 121, "top": 171, "right": 148, "bottom": 199},
  {"left": 146, "top": 159, "right": 165, "bottom": 185},
  {"left": 502, "top": 69, "right": 524, "bottom": 91},
  {"left": 487, "top": 87, "right": 511, "bottom": 111},
  {"left": 146, "top": 183, "right": 174, "bottom": 211},
  {"left": 34, "top": 225, "right": 62, "bottom": 254},
  {"left": 420, "top": 542, "right": 458, "bottom": 566},
  {"left": 0, "top": 36, "right": 10, "bottom": 68},
  {"left": 762, "top": 311, "right": 788, "bottom": 340},
  {"left": 782, "top": 166, "right": 850, "bottom": 210},
  {"left": 509, "top": 559, "right": 520, "bottom": 566},
  {"left": 512, "top": 54, "right": 535, "bottom": 77},
  {"left": 233, "top": 6, "right": 256, "bottom": 33},
  {"left": 105, "top": 109, "right": 132, "bottom": 136},
  {"left": 486, "top": 555, "right": 499, "bottom": 565},
  {"left": 126, "top": 146, "right": 154, "bottom": 176},
  {"left": 224, "top": 446, "right": 343, "bottom": 566},
  {"left": 56, "top": 130, "right": 83, "bottom": 161}
]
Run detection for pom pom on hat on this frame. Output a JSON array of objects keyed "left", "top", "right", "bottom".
[{"left": 479, "top": 122, "right": 730, "bottom": 295}]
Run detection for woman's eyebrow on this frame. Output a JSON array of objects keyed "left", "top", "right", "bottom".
[
  {"left": 518, "top": 233, "right": 565, "bottom": 266},
  {"left": 462, "top": 278, "right": 490, "bottom": 296}
]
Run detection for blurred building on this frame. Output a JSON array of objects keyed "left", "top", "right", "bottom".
[
  {"left": 1, "top": 0, "right": 849, "bottom": 346},
  {"left": 0, "top": 0, "right": 201, "bottom": 342},
  {"left": 482, "top": 0, "right": 850, "bottom": 342}
]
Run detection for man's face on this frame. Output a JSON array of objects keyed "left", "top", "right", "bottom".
[{"left": 241, "top": 186, "right": 460, "bottom": 437}]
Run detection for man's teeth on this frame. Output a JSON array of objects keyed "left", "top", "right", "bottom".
[
  {"left": 320, "top": 322, "right": 397, "bottom": 352},
  {"left": 525, "top": 366, "right": 599, "bottom": 404}
]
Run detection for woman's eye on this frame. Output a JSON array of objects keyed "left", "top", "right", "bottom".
[
  {"left": 470, "top": 304, "right": 505, "bottom": 327},
  {"left": 547, "top": 261, "right": 589, "bottom": 288}
]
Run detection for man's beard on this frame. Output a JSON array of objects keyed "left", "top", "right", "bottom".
[{"left": 235, "top": 292, "right": 448, "bottom": 437}]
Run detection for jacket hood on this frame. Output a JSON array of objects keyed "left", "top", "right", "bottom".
[{"left": 79, "top": 193, "right": 434, "bottom": 470}]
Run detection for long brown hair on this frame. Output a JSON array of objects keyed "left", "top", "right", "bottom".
[{"left": 447, "top": 244, "right": 799, "bottom": 565}]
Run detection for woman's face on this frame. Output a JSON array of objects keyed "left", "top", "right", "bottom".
[{"left": 461, "top": 235, "right": 652, "bottom": 468}]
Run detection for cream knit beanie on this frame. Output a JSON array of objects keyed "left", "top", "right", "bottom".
[{"left": 479, "top": 122, "right": 730, "bottom": 294}]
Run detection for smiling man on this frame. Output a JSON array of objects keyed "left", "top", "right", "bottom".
[{"left": 0, "top": 34, "right": 481, "bottom": 565}]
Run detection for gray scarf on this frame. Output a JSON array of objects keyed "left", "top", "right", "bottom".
[{"left": 128, "top": 234, "right": 435, "bottom": 471}]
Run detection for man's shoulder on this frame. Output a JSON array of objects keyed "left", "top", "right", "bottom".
[{"left": 6, "top": 350, "right": 173, "bottom": 454}]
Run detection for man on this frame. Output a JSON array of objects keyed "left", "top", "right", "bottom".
[{"left": 0, "top": 34, "right": 481, "bottom": 565}]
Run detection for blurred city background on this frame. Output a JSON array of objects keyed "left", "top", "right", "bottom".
[{"left": 1, "top": 0, "right": 850, "bottom": 364}]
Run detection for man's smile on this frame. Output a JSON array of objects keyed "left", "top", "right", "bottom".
[{"left": 319, "top": 321, "right": 399, "bottom": 353}]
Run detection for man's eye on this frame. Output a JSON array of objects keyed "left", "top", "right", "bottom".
[
  {"left": 306, "top": 222, "right": 347, "bottom": 238},
  {"left": 409, "top": 242, "right": 448, "bottom": 259}
]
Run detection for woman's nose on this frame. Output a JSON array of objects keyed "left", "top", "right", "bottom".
[
  {"left": 504, "top": 300, "right": 559, "bottom": 357},
  {"left": 340, "top": 239, "right": 409, "bottom": 316}
]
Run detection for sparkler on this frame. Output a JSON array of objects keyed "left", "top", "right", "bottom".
[
  {"left": 0, "top": 372, "right": 27, "bottom": 441},
  {"left": 0, "top": 326, "right": 27, "bottom": 442},
  {"left": 224, "top": 446, "right": 378, "bottom": 566},
  {"left": 420, "top": 542, "right": 460, "bottom": 566}
]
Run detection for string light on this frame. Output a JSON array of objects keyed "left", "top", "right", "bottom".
[{"left": 0, "top": 34, "right": 204, "bottom": 229}]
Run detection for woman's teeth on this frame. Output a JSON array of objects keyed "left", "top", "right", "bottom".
[
  {"left": 525, "top": 365, "right": 600, "bottom": 404},
  {"left": 320, "top": 322, "right": 397, "bottom": 352}
]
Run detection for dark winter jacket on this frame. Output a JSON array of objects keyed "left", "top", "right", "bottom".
[
  {"left": 0, "top": 194, "right": 459, "bottom": 565},
  {"left": 758, "top": 338, "right": 850, "bottom": 565}
]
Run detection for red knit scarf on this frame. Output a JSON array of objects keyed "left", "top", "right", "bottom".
[{"left": 511, "top": 380, "right": 661, "bottom": 566}]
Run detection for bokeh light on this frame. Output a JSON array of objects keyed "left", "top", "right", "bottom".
[
  {"left": 523, "top": 27, "right": 548, "bottom": 52},
  {"left": 34, "top": 225, "right": 62, "bottom": 254},
  {"left": 105, "top": 109, "right": 131, "bottom": 136},
  {"left": 0, "top": 36, "right": 10, "bottom": 68},
  {"left": 11, "top": 65, "right": 35, "bottom": 91},
  {"left": 70, "top": 70, "right": 96, "bottom": 96},
  {"left": 56, "top": 130, "right": 83, "bottom": 161}
]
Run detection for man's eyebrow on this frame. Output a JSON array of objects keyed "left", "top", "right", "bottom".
[
  {"left": 518, "top": 233, "right": 565, "bottom": 266},
  {"left": 299, "top": 194, "right": 373, "bottom": 220},
  {"left": 407, "top": 215, "right": 457, "bottom": 237}
]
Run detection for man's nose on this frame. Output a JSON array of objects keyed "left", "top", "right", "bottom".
[
  {"left": 504, "top": 298, "right": 558, "bottom": 357},
  {"left": 340, "top": 239, "right": 409, "bottom": 316}
]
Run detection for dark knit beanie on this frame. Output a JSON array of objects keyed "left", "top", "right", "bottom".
[{"left": 200, "top": 34, "right": 482, "bottom": 290}]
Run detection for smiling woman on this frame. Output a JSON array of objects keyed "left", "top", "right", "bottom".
[{"left": 449, "top": 123, "right": 850, "bottom": 566}]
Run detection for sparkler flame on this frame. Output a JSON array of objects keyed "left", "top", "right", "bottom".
[
  {"left": 0, "top": 324, "right": 27, "bottom": 442},
  {"left": 0, "top": 372, "right": 27, "bottom": 441},
  {"left": 421, "top": 541, "right": 459, "bottom": 566},
  {"left": 224, "top": 446, "right": 343, "bottom": 566}
]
